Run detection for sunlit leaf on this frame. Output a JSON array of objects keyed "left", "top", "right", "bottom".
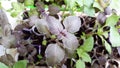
[
  {"left": 11, "top": 2, "right": 24, "bottom": 17},
  {"left": 76, "top": 59, "right": 85, "bottom": 68},
  {"left": 84, "top": 6, "right": 95, "bottom": 17},
  {"left": 76, "top": 0, "right": 83, "bottom": 7},
  {"left": 110, "top": 27, "right": 120, "bottom": 47},
  {"left": 45, "top": 43, "right": 65, "bottom": 66},
  {"left": 27, "top": 5, "right": 35, "bottom": 9},
  {"left": 80, "top": 52, "right": 91, "bottom": 63},
  {"left": 24, "top": 0, "right": 34, "bottom": 6},
  {"left": 77, "top": 48, "right": 84, "bottom": 58},
  {"left": 105, "top": 14, "right": 119, "bottom": 27},
  {"left": 11, "top": 2, "right": 24, "bottom": 10},
  {"left": 28, "top": 8, "right": 38, "bottom": 16},
  {"left": 64, "top": 0, "right": 76, "bottom": 9},
  {"left": 102, "top": 31, "right": 109, "bottom": 38},
  {"left": 0, "top": 62, "right": 9, "bottom": 68},
  {"left": 11, "top": 11, "right": 19, "bottom": 17},
  {"left": 84, "top": 0, "right": 94, "bottom": 7},
  {"left": 80, "top": 36, "right": 94, "bottom": 52},
  {"left": 13, "top": 60, "right": 28, "bottom": 68},
  {"left": 63, "top": 16, "right": 81, "bottom": 33},
  {"left": 93, "top": 1, "right": 103, "bottom": 11},
  {"left": 109, "top": 0, "right": 120, "bottom": 15}
]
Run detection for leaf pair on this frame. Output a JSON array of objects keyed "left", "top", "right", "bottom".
[
  {"left": 77, "top": 36, "right": 94, "bottom": 63},
  {"left": 45, "top": 16, "right": 81, "bottom": 57},
  {"left": 40, "top": 15, "right": 81, "bottom": 66}
]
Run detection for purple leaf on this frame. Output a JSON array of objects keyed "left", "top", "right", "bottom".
[
  {"left": 29, "top": 15, "right": 39, "bottom": 26},
  {"left": 1, "top": 35, "right": 16, "bottom": 48},
  {"left": 63, "top": 16, "right": 81, "bottom": 33},
  {"left": 0, "top": 9, "right": 12, "bottom": 36},
  {"left": 62, "top": 32, "right": 79, "bottom": 57},
  {"left": 0, "top": 9, "right": 9, "bottom": 28},
  {"left": 45, "top": 43, "right": 65, "bottom": 66},
  {"left": 48, "top": 5, "right": 60, "bottom": 15},
  {"left": 46, "top": 16, "right": 63, "bottom": 35},
  {"left": 35, "top": 19, "right": 50, "bottom": 37}
]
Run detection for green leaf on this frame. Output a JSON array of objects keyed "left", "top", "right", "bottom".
[
  {"left": 11, "top": 2, "right": 24, "bottom": 17},
  {"left": 27, "top": 5, "right": 35, "bottom": 9},
  {"left": 104, "top": 17, "right": 120, "bottom": 47},
  {"left": 104, "top": 40, "right": 112, "bottom": 54},
  {"left": 50, "top": 35, "right": 56, "bottom": 39},
  {"left": 24, "top": 0, "right": 34, "bottom": 6},
  {"left": 11, "top": 2, "right": 24, "bottom": 11},
  {"left": 105, "top": 14, "right": 119, "bottom": 27},
  {"left": 76, "top": 59, "right": 85, "bottom": 68},
  {"left": 97, "top": 28, "right": 103, "bottom": 35},
  {"left": 77, "top": 48, "right": 84, "bottom": 58},
  {"left": 100, "top": 35, "right": 112, "bottom": 54},
  {"left": 84, "top": 0, "right": 94, "bottom": 7},
  {"left": 80, "top": 52, "right": 91, "bottom": 63},
  {"left": 83, "top": 6, "right": 95, "bottom": 17},
  {"left": 110, "top": 27, "right": 120, "bottom": 47},
  {"left": 13, "top": 60, "right": 28, "bottom": 68},
  {"left": 0, "top": 62, "right": 9, "bottom": 68},
  {"left": 37, "top": 54, "right": 42, "bottom": 60},
  {"left": 102, "top": 31, "right": 109, "bottom": 38},
  {"left": 80, "top": 36, "right": 94, "bottom": 52},
  {"left": 11, "top": 11, "right": 20, "bottom": 17},
  {"left": 65, "top": 0, "right": 76, "bottom": 9},
  {"left": 42, "top": 40, "right": 47, "bottom": 46},
  {"left": 93, "top": 1, "right": 103, "bottom": 11},
  {"left": 110, "top": 0, "right": 120, "bottom": 14},
  {"left": 28, "top": 8, "right": 38, "bottom": 16},
  {"left": 76, "top": 0, "right": 84, "bottom": 7}
]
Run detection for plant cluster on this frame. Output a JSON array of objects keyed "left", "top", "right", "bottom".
[{"left": 0, "top": 0, "right": 120, "bottom": 68}]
